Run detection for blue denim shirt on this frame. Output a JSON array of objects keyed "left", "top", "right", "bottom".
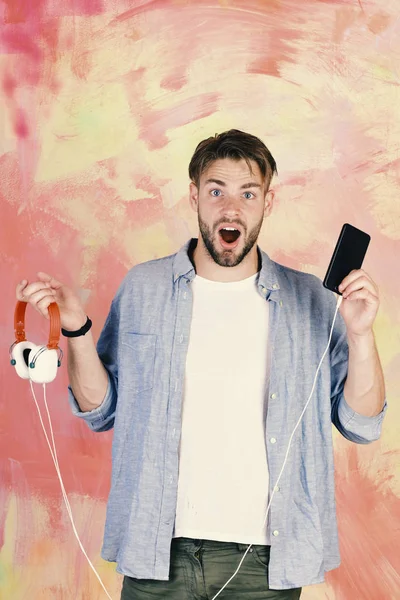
[{"left": 68, "top": 238, "right": 387, "bottom": 590}]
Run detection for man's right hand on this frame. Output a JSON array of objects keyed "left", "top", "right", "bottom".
[{"left": 16, "top": 272, "right": 87, "bottom": 332}]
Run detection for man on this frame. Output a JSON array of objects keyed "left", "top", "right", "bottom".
[{"left": 17, "top": 130, "right": 387, "bottom": 599}]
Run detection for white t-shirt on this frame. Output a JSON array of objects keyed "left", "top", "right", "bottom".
[{"left": 173, "top": 272, "right": 271, "bottom": 545}]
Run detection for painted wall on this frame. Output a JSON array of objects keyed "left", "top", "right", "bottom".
[{"left": 1, "top": 1, "right": 399, "bottom": 598}]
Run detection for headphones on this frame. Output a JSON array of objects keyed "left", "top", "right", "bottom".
[{"left": 10, "top": 301, "right": 63, "bottom": 384}]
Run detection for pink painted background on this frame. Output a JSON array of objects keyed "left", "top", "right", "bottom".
[{"left": 1, "top": 0, "right": 399, "bottom": 598}]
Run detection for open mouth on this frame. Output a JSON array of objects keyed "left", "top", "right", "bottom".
[{"left": 218, "top": 226, "right": 241, "bottom": 248}]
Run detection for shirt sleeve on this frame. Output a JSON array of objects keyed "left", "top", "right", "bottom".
[
  {"left": 329, "top": 297, "right": 387, "bottom": 444},
  {"left": 67, "top": 297, "right": 120, "bottom": 432}
]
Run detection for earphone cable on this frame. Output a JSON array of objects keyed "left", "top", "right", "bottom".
[
  {"left": 29, "top": 380, "right": 113, "bottom": 600},
  {"left": 210, "top": 294, "right": 343, "bottom": 599}
]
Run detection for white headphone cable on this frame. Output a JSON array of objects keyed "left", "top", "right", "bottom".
[
  {"left": 29, "top": 380, "right": 113, "bottom": 600},
  {"left": 210, "top": 294, "right": 343, "bottom": 599}
]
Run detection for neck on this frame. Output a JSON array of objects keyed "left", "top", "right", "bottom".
[{"left": 191, "top": 237, "right": 260, "bottom": 282}]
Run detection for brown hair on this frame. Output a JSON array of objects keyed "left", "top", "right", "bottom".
[{"left": 188, "top": 129, "right": 277, "bottom": 189}]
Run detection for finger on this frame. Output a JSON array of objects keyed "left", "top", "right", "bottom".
[
  {"left": 36, "top": 296, "right": 56, "bottom": 319},
  {"left": 338, "top": 269, "right": 359, "bottom": 292},
  {"left": 342, "top": 277, "right": 379, "bottom": 299},
  {"left": 339, "top": 269, "right": 373, "bottom": 293},
  {"left": 20, "top": 281, "right": 52, "bottom": 300},
  {"left": 37, "top": 272, "right": 63, "bottom": 290},
  {"left": 344, "top": 289, "right": 378, "bottom": 304},
  {"left": 27, "top": 288, "right": 56, "bottom": 308},
  {"left": 16, "top": 279, "right": 29, "bottom": 300}
]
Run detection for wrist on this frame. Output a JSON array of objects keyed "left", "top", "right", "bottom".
[
  {"left": 347, "top": 330, "right": 375, "bottom": 358},
  {"left": 62, "top": 313, "right": 89, "bottom": 333},
  {"left": 347, "top": 329, "right": 374, "bottom": 344}
]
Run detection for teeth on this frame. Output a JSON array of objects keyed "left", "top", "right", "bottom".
[{"left": 222, "top": 227, "right": 238, "bottom": 231}]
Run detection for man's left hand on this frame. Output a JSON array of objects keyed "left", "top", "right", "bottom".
[{"left": 338, "top": 269, "right": 379, "bottom": 337}]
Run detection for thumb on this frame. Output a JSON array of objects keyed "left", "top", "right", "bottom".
[{"left": 37, "top": 272, "right": 63, "bottom": 290}]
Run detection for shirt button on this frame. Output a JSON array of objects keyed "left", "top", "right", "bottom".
[
  {"left": 279, "top": 300, "right": 283, "bottom": 307},
  {"left": 273, "top": 530, "right": 279, "bottom": 536},
  {"left": 270, "top": 393, "right": 277, "bottom": 399},
  {"left": 274, "top": 485, "right": 280, "bottom": 492},
  {"left": 179, "top": 335, "right": 183, "bottom": 343},
  {"left": 272, "top": 283, "right": 279, "bottom": 289},
  {"left": 183, "top": 292, "right": 187, "bottom": 299},
  {"left": 270, "top": 437, "right": 277, "bottom": 444}
]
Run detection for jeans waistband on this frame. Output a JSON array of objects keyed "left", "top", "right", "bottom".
[{"left": 171, "top": 537, "right": 270, "bottom": 553}]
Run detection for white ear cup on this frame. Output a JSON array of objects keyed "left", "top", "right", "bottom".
[
  {"left": 11, "top": 341, "right": 37, "bottom": 379},
  {"left": 28, "top": 345, "right": 59, "bottom": 384}
]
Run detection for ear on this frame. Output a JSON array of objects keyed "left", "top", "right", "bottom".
[
  {"left": 263, "top": 189, "right": 275, "bottom": 218},
  {"left": 189, "top": 181, "right": 199, "bottom": 213}
]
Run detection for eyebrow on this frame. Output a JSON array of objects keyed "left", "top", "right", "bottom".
[{"left": 204, "top": 178, "right": 262, "bottom": 189}]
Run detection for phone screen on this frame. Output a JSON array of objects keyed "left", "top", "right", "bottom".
[{"left": 323, "top": 224, "right": 371, "bottom": 294}]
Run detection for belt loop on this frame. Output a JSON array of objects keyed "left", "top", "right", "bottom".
[{"left": 237, "top": 542, "right": 253, "bottom": 553}]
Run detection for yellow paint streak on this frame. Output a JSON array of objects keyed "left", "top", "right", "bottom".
[
  {"left": 36, "top": 82, "right": 136, "bottom": 181},
  {"left": 120, "top": 221, "right": 173, "bottom": 267}
]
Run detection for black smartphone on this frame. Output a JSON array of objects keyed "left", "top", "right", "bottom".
[{"left": 323, "top": 223, "right": 371, "bottom": 294}]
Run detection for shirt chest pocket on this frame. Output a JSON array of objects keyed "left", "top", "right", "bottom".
[{"left": 121, "top": 332, "right": 157, "bottom": 394}]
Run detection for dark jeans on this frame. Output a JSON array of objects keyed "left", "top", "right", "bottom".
[{"left": 121, "top": 537, "right": 302, "bottom": 599}]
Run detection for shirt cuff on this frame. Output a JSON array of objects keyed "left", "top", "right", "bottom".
[
  {"left": 67, "top": 372, "right": 116, "bottom": 431},
  {"left": 338, "top": 393, "right": 387, "bottom": 441}
]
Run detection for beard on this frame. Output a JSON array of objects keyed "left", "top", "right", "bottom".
[{"left": 198, "top": 212, "right": 263, "bottom": 268}]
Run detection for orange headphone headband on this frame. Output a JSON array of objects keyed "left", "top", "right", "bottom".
[{"left": 14, "top": 301, "right": 61, "bottom": 350}]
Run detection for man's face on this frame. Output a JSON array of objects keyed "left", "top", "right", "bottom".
[{"left": 189, "top": 158, "right": 274, "bottom": 268}]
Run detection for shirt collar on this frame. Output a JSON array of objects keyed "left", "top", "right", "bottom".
[{"left": 173, "top": 238, "right": 281, "bottom": 300}]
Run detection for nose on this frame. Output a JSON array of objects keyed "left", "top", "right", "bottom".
[{"left": 222, "top": 195, "right": 241, "bottom": 216}]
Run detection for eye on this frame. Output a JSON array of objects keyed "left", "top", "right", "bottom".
[
  {"left": 210, "top": 189, "right": 222, "bottom": 197},
  {"left": 243, "top": 191, "right": 255, "bottom": 199}
]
